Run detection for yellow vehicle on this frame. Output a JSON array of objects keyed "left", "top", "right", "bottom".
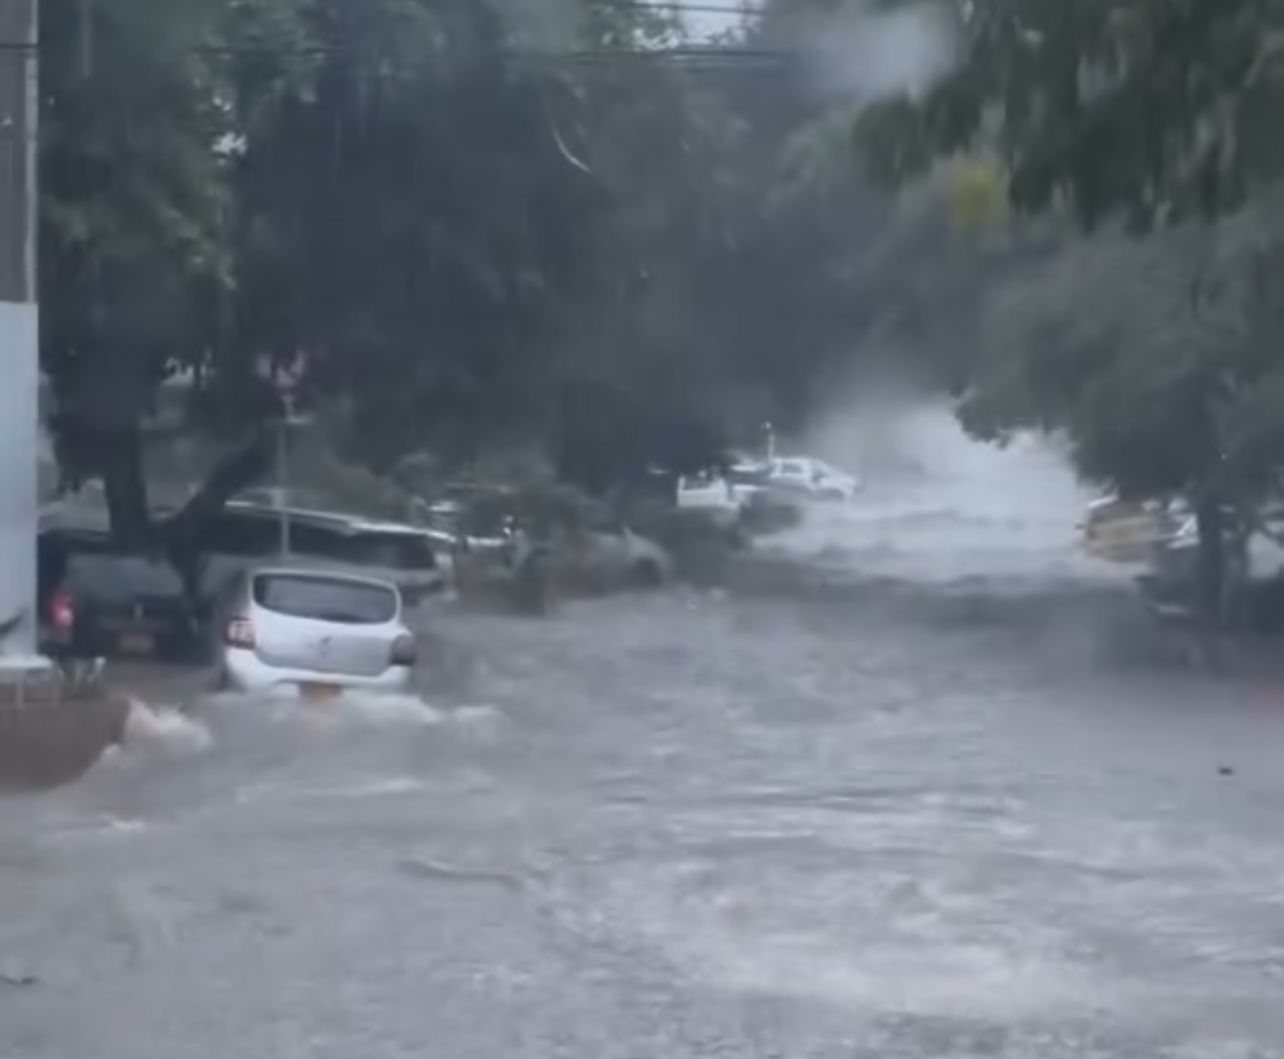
[{"left": 1079, "top": 495, "right": 1168, "bottom": 563}]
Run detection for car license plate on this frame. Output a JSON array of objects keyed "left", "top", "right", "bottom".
[
  {"left": 117, "top": 632, "right": 156, "bottom": 656},
  {"left": 300, "top": 682, "right": 341, "bottom": 702}
]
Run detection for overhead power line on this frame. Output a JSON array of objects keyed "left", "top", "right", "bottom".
[
  {"left": 2, "top": 40, "right": 795, "bottom": 68},
  {"left": 189, "top": 43, "right": 788, "bottom": 57},
  {"left": 630, "top": 1, "right": 764, "bottom": 13},
  {"left": 604, "top": 1, "right": 761, "bottom": 13},
  {"left": 1, "top": 0, "right": 795, "bottom": 77},
  {"left": 0, "top": 40, "right": 789, "bottom": 57},
  {"left": 0, "top": 0, "right": 771, "bottom": 56}
]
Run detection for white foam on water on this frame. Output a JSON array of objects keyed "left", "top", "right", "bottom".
[
  {"left": 99, "top": 814, "right": 147, "bottom": 833},
  {"left": 120, "top": 699, "right": 213, "bottom": 758},
  {"left": 334, "top": 776, "right": 426, "bottom": 797},
  {"left": 703, "top": 935, "right": 1109, "bottom": 1019},
  {"left": 208, "top": 686, "right": 446, "bottom": 728},
  {"left": 325, "top": 690, "right": 445, "bottom": 727},
  {"left": 443, "top": 704, "right": 508, "bottom": 742},
  {"left": 287, "top": 776, "right": 428, "bottom": 802},
  {"left": 46, "top": 813, "right": 150, "bottom": 840},
  {"left": 281, "top": 691, "right": 507, "bottom": 735},
  {"left": 771, "top": 403, "right": 1130, "bottom": 587}
]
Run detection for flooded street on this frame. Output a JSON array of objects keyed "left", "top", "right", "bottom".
[{"left": 5, "top": 415, "right": 1284, "bottom": 1058}]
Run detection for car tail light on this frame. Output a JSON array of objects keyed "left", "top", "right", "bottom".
[
  {"left": 224, "top": 617, "right": 256, "bottom": 649},
  {"left": 48, "top": 589, "right": 74, "bottom": 634},
  {"left": 390, "top": 634, "right": 417, "bottom": 667}
]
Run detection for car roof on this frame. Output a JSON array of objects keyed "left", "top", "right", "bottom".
[
  {"left": 224, "top": 500, "right": 429, "bottom": 538},
  {"left": 39, "top": 505, "right": 113, "bottom": 535},
  {"left": 42, "top": 499, "right": 433, "bottom": 540},
  {"left": 1086, "top": 494, "right": 1123, "bottom": 510},
  {"left": 776, "top": 456, "right": 846, "bottom": 472},
  {"left": 240, "top": 560, "right": 401, "bottom": 592}
]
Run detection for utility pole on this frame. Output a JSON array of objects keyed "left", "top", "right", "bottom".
[
  {"left": 276, "top": 394, "right": 293, "bottom": 557},
  {"left": 0, "top": 0, "right": 42, "bottom": 670},
  {"left": 258, "top": 350, "right": 307, "bottom": 558}
]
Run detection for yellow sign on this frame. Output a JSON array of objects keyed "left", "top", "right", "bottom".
[{"left": 950, "top": 156, "right": 1008, "bottom": 229}]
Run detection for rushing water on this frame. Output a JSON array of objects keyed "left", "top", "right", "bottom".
[
  {"left": 1, "top": 415, "right": 1281, "bottom": 1058},
  {"left": 771, "top": 402, "right": 1132, "bottom": 588}
]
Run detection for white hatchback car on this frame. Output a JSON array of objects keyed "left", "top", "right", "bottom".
[{"left": 213, "top": 564, "right": 416, "bottom": 697}]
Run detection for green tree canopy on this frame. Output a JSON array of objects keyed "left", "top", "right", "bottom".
[
  {"left": 854, "top": 0, "right": 1284, "bottom": 619},
  {"left": 41, "top": 0, "right": 988, "bottom": 557}
]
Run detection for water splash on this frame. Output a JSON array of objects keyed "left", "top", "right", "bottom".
[
  {"left": 773, "top": 403, "right": 1126, "bottom": 587},
  {"left": 119, "top": 699, "right": 213, "bottom": 758}
]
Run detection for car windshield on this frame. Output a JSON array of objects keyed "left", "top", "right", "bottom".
[{"left": 252, "top": 574, "right": 397, "bottom": 624}]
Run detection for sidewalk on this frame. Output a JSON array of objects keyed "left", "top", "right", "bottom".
[{"left": 0, "top": 685, "right": 129, "bottom": 790}]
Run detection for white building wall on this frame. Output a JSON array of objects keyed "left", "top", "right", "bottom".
[{"left": 0, "top": 301, "right": 38, "bottom": 657}]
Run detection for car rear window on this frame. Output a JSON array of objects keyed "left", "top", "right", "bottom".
[{"left": 253, "top": 574, "right": 397, "bottom": 624}]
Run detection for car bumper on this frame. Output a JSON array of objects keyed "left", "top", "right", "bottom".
[
  {"left": 222, "top": 648, "right": 414, "bottom": 694},
  {"left": 676, "top": 503, "right": 741, "bottom": 526},
  {"left": 38, "top": 625, "right": 75, "bottom": 657}
]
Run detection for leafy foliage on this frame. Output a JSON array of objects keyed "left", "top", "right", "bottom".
[
  {"left": 41, "top": 0, "right": 239, "bottom": 539},
  {"left": 859, "top": 0, "right": 1284, "bottom": 228},
  {"left": 847, "top": 0, "right": 1284, "bottom": 620},
  {"left": 41, "top": 0, "right": 972, "bottom": 551}
]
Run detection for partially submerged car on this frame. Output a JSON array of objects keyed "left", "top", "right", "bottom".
[
  {"left": 37, "top": 495, "right": 447, "bottom": 662},
  {"left": 766, "top": 457, "right": 861, "bottom": 501},
  {"left": 676, "top": 460, "right": 806, "bottom": 535},
  {"left": 37, "top": 524, "right": 198, "bottom": 660},
  {"left": 211, "top": 563, "right": 416, "bottom": 697},
  {"left": 1079, "top": 495, "right": 1171, "bottom": 563},
  {"left": 676, "top": 472, "right": 744, "bottom": 527},
  {"left": 205, "top": 500, "right": 448, "bottom": 605},
  {"left": 555, "top": 511, "right": 673, "bottom": 590},
  {"left": 415, "top": 490, "right": 511, "bottom": 557},
  {"left": 424, "top": 484, "right": 673, "bottom": 595}
]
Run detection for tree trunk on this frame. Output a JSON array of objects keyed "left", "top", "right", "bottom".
[
  {"left": 100, "top": 428, "right": 153, "bottom": 549},
  {"left": 161, "top": 430, "right": 273, "bottom": 605},
  {"left": 1194, "top": 497, "right": 1225, "bottom": 630},
  {"left": 169, "top": 430, "right": 273, "bottom": 537}
]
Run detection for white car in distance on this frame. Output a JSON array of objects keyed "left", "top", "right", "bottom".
[
  {"left": 213, "top": 564, "right": 417, "bottom": 698},
  {"left": 676, "top": 472, "right": 743, "bottom": 525},
  {"left": 768, "top": 457, "right": 861, "bottom": 501}
]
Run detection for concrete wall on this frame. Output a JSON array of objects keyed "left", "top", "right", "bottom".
[{"left": 0, "top": 301, "right": 38, "bottom": 656}]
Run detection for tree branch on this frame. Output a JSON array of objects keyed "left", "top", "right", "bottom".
[{"left": 160, "top": 429, "right": 274, "bottom": 602}]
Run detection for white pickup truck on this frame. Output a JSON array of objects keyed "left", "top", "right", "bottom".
[
  {"left": 765, "top": 457, "right": 861, "bottom": 501},
  {"left": 676, "top": 473, "right": 743, "bottom": 525}
]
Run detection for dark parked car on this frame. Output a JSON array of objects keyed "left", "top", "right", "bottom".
[
  {"left": 36, "top": 498, "right": 448, "bottom": 662},
  {"left": 37, "top": 526, "right": 199, "bottom": 660}
]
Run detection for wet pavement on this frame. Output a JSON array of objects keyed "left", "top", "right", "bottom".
[{"left": 4, "top": 414, "right": 1284, "bottom": 1058}]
